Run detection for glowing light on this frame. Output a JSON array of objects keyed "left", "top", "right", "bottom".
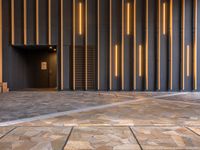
[
  {"left": 187, "top": 45, "right": 190, "bottom": 77},
  {"left": 127, "top": 3, "right": 130, "bottom": 35},
  {"left": 79, "top": 2, "right": 82, "bottom": 35},
  {"left": 163, "top": 2, "right": 166, "bottom": 35},
  {"left": 139, "top": 45, "right": 142, "bottom": 77},
  {"left": 115, "top": 45, "right": 118, "bottom": 77}
]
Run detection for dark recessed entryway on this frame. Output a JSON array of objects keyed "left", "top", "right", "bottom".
[{"left": 13, "top": 46, "right": 57, "bottom": 90}]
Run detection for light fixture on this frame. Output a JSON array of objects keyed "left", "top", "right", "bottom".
[
  {"left": 163, "top": 2, "right": 166, "bottom": 35},
  {"left": 79, "top": 2, "right": 83, "bottom": 35},
  {"left": 139, "top": 45, "right": 142, "bottom": 77},
  {"left": 187, "top": 45, "right": 190, "bottom": 77},
  {"left": 127, "top": 2, "right": 130, "bottom": 35},
  {"left": 115, "top": 45, "right": 118, "bottom": 77}
]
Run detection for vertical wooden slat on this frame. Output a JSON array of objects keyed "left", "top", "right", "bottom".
[
  {"left": 11, "top": 0, "right": 15, "bottom": 45},
  {"left": 0, "top": 0, "right": 2, "bottom": 82},
  {"left": 73, "top": 0, "right": 76, "bottom": 90},
  {"left": 97, "top": 0, "right": 100, "bottom": 90},
  {"left": 24, "top": 0, "right": 27, "bottom": 45},
  {"left": 194, "top": 0, "right": 197, "bottom": 90},
  {"left": 60, "top": 0, "right": 64, "bottom": 90},
  {"left": 133, "top": 0, "right": 136, "bottom": 90},
  {"left": 145, "top": 0, "right": 149, "bottom": 90},
  {"left": 109, "top": 0, "right": 112, "bottom": 90},
  {"left": 48, "top": 0, "right": 51, "bottom": 45},
  {"left": 182, "top": 0, "right": 185, "bottom": 90},
  {"left": 35, "top": 0, "right": 39, "bottom": 44},
  {"left": 169, "top": 0, "right": 173, "bottom": 90},
  {"left": 121, "top": 0, "right": 124, "bottom": 90},
  {"left": 85, "top": 0, "right": 88, "bottom": 90},
  {"left": 157, "top": 0, "right": 161, "bottom": 90}
]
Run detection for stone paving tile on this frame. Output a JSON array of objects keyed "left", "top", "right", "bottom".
[
  {"left": 0, "top": 127, "right": 72, "bottom": 150},
  {"left": 18, "top": 98, "right": 200, "bottom": 127},
  {"left": 131, "top": 126, "right": 200, "bottom": 149},
  {"left": 64, "top": 127, "right": 141, "bottom": 150},
  {"left": 0, "top": 91, "right": 145, "bottom": 122},
  {"left": 0, "top": 127, "right": 15, "bottom": 138}
]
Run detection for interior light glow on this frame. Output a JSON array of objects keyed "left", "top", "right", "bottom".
[
  {"left": 187, "top": 45, "right": 190, "bottom": 77},
  {"left": 139, "top": 45, "right": 142, "bottom": 77},
  {"left": 79, "top": 2, "right": 82, "bottom": 35},
  {"left": 163, "top": 2, "right": 166, "bottom": 35},
  {"left": 115, "top": 45, "right": 118, "bottom": 77},
  {"left": 127, "top": 3, "right": 130, "bottom": 35}
]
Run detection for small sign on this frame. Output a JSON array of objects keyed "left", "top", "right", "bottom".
[{"left": 41, "top": 62, "right": 47, "bottom": 70}]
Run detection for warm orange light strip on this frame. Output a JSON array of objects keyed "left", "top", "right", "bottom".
[
  {"left": 133, "top": 0, "right": 136, "bottom": 90},
  {"left": 182, "top": 0, "right": 185, "bottom": 90},
  {"left": 97, "top": 0, "right": 100, "bottom": 90},
  {"left": 11, "top": 0, "right": 15, "bottom": 45},
  {"left": 115, "top": 45, "right": 118, "bottom": 77},
  {"left": 169, "top": 0, "right": 173, "bottom": 90},
  {"left": 139, "top": 45, "right": 142, "bottom": 77},
  {"left": 158, "top": 0, "right": 161, "bottom": 90},
  {"left": 60, "top": 0, "right": 64, "bottom": 90},
  {"left": 85, "top": 0, "right": 88, "bottom": 90},
  {"left": 0, "top": 0, "right": 2, "bottom": 82},
  {"left": 145, "top": 0, "right": 149, "bottom": 90},
  {"left": 194, "top": 0, "right": 197, "bottom": 90},
  {"left": 73, "top": 0, "right": 76, "bottom": 90},
  {"left": 127, "top": 3, "right": 130, "bottom": 35},
  {"left": 24, "top": 0, "right": 27, "bottom": 45},
  {"left": 79, "top": 2, "right": 82, "bottom": 35},
  {"left": 121, "top": 0, "right": 124, "bottom": 90},
  {"left": 48, "top": 0, "right": 51, "bottom": 45},
  {"left": 109, "top": 0, "right": 112, "bottom": 90},
  {"left": 36, "top": 0, "right": 39, "bottom": 45},
  {"left": 163, "top": 2, "right": 166, "bottom": 35},
  {"left": 186, "top": 45, "right": 190, "bottom": 77}
]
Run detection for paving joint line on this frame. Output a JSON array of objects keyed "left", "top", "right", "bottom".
[
  {"left": 185, "top": 126, "right": 200, "bottom": 137},
  {"left": 0, "top": 126, "right": 17, "bottom": 140},
  {"left": 129, "top": 127, "right": 143, "bottom": 150},
  {"left": 61, "top": 126, "right": 74, "bottom": 150}
]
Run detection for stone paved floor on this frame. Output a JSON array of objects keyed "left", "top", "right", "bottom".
[{"left": 0, "top": 92, "right": 200, "bottom": 149}]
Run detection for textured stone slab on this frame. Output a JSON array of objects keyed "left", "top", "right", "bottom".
[
  {"left": 64, "top": 127, "right": 140, "bottom": 150},
  {"left": 131, "top": 127, "right": 200, "bottom": 149},
  {"left": 0, "top": 127, "right": 72, "bottom": 150},
  {"left": 0, "top": 127, "right": 15, "bottom": 138}
]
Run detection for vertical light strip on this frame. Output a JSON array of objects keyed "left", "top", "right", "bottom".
[
  {"left": 48, "top": 0, "right": 51, "bottom": 45},
  {"left": 187, "top": 45, "right": 190, "bottom": 77},
  {"left": 79, "top": 2, "right": 82, "bottom": 35},
  {"left": 121, "top": 0, "right": 124, "bottom": 90},
  {"left": 139, "top": 45, "right": 142, "bottom": 77},
  {"left": 133, "top": 0, "right": 137, "bottom": 90},
  {"left": 36, "top": 0, "right": 39, "bottom": 45},
  {"left": 109, "top": 0, "right": 112, "bottom": 90},
  {"left": 24, "top": 0, "right": 27, "bottom": 45},
  {"left": 127, "top": 3, "right": 130, "bottom": 35},
  {"left": 145, "top": 0, "right": 148, "bottom": 90},
  {"left": 163, "top": 2, "right": 166, "bottom": 35},
  {"left": 158, "top": 0, "right": 161, "bottom": 90},
  {"left": 85, "top": 0, "right": 88, "bottom": 90},
  {"left": 60, "top": 0, "right": 64, "bottom": 90},
  {"left": 182, "top": 0, "right": 185, "bottom": 90},
  {"left": 194, "top": 0, "right": 197, "bottom": 90},
  {"left": 73, "top": 0, "right": 76, "bottom": 90},
  {"left": 97, "top": 0, "right": 100, "bottom": 90},
  {"left": 169, "top": 0, "right": 173, "bottom": 90},
  {"left": 11, "top": 0, "right": 15, "bottom": 45},
  {"left": 115, "top": 45, "right": 118, "bottom": 77},
  {"left": 0, "top": 0, "right": 2, "bottom": 82}
]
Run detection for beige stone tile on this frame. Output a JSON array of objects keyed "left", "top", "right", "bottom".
[
  {"left": 131, "top": 126, "right": 200, "bottom": 149},
  {"left": 64, "top": 127, "right": 141, "bottom": 150},
  {"left": 0, "top": 127, "right": 15, "bottom": 138},
  {"left": 0, "top": 127, "right": 72, "bottom": 150}
]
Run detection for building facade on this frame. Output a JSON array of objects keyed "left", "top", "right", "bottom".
[{"left": 0, "top": 0, "right": 200, "bottom": 91}]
